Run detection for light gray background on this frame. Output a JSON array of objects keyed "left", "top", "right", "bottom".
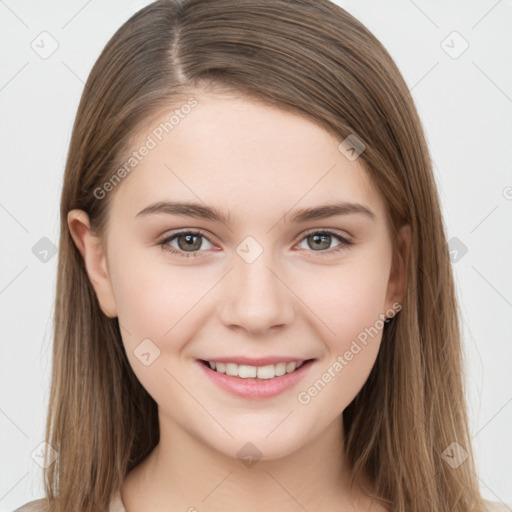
[{"left": 1, "top": 1, "right": 511, "bottom": 510}]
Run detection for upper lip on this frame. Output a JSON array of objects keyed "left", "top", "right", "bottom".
[{"left": 199, "top": 356, "right": 313, "bottom": 366}]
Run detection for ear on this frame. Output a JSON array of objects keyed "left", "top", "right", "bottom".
[
  {"left": 67, "top": 209, "right": 118, "bottom": 318},
  {"left": 385, "top": 223, "right": 410, "bottom": 313}
]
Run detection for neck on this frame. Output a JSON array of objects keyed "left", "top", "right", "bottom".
[{"left": 121, "top": 410, "right": 378, "bottom": 512}]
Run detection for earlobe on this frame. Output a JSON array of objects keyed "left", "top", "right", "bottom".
[{"left": 67, "top": 209, "right": 118, "bottom": 318}]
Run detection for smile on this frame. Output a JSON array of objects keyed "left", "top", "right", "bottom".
[
  {"left": 197, "top": 358, "right": 316, "bottom": 399},
  {"left": 200, "top": 360, "right": 307, "bottom": 379}
]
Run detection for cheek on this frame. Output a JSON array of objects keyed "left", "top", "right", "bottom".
[
  {"left": 108, "top": 251, "right": 203, "bottom": 404},
  {"left": 109, "top": 245, "right": 214, "bottom": 351},
  {"left": 296, "top": 250, "right": 391, "bottom": 342},
  {"left": 292, "top": 253, "right": 391, "bottom": 411}
]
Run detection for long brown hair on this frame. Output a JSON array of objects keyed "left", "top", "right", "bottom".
[{"left": 42, "top": 1, "right": 484, "bottom": 510}]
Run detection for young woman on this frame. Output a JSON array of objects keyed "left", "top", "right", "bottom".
[{"left": 14, "top": 0, "right": 510, "bottom": 511}]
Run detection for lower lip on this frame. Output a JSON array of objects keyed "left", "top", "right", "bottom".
[{"left": 196, "top": 359, "right": 315, "bottom": 399}]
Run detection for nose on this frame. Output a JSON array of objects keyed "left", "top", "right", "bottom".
[{"left": 218, "top": 248, "right": 296, "bottom": 335}]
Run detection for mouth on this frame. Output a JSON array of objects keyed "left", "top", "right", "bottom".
[
  {"left": 197, "top": 358, "right": 316, "bottom": 399},
  {"left": 198, "top": 359, "right": 314, "bottom": 379}
]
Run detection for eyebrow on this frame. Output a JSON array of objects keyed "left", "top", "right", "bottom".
[{"left": 135, "top": 200, "right": 376, "bottom": 224}]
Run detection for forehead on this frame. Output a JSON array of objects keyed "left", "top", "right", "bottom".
[{"left": 108, "top": 92, "right": 386, "bottom": 224}]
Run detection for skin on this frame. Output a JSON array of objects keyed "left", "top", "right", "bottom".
[{"left": 68, "top": 90, "right": 410, "bottom": 512}]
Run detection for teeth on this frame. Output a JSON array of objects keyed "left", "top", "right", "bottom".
[
  {"left": 257, "top": 365, "right": 276, "bottom": 379},
  {"left": 226, "top": 363, "right": 239, "bottom": 376},
  {"left": 286, "top": 362, "right": 297, "bottom": 373},
  {"left": 275, "top": 362, "right": 287, "bottom": 377},
  {"left": 207, "top": 360, "right": 306, "bottom": 379},
  {"left": 239, "top": 365, "right": 257, "bottom": 378}
]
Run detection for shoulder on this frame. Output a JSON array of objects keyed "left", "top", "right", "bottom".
[
  {"left": 484, "top": 499, "right": 512, "bottom": 512},
  {"left": 12, "top": 490, "right": 125, "bottom": 512},
  {"left": 12, "top": 498, "right": 48, "bottom": 512}
]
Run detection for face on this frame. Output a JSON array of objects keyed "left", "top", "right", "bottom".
[{"left": 69, "top": 91, "right": 408, "bottom": 462}]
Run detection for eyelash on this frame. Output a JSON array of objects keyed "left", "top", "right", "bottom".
[{"left": 157, "top": 229, "right": 353, "bottom": 259}]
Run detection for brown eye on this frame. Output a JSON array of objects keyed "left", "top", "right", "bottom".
[
  {"left": 175, "top": 233, "right": 203, "bottom": 251},
  {"left": 296, "top": 230, "right": 352, "bottom": 255},
  {"left": 159, "top": 230, "right": 213, "bottom": 258}
]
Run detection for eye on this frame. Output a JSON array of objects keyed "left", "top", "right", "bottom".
[
  {"left": 295, "top": 229, "right": 353, "bottom": 256},
  {"left": 158, "top": 230, "right": 214, "bottom": 258},
  {"left": 157, "top": 228, "right": 353, "bottom": 259}
]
